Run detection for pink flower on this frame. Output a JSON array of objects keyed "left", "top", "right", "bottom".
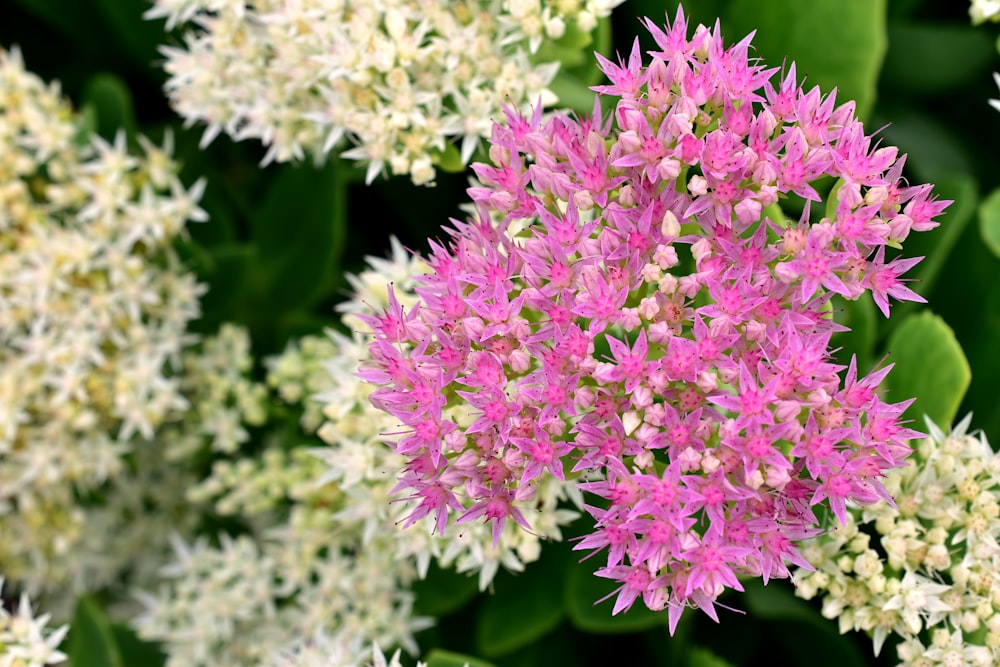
[{"left": 362, "top": 5, "right": 948, "bottom": 631}]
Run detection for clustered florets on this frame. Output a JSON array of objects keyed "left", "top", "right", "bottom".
[
  {"left": 0, "top": 579, "right": 67, "bottom": 667},
  {"left": 0, "top": 46, "right": 207, "bottom": 598},
  {"left": 795, "top": 416, "right": 1000, "bottom": 667},
  {"left": 362, "top": 8, "right": 950, "bottom": 631},
  {"left": 147, "top": 0, "right": 622, "bottom": 184}
]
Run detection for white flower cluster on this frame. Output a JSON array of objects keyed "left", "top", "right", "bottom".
[
  {"left": 63, "top": 324, "right": 269, "bottom": 618},
  {"left": 0, "top": 579, "right": 68, "bottom": 667},
  {"left": 0, "top": 46, "right": 206, "bottom": 598},
  {"left": 970, "top": 0, "right": 1000, "bottom": 24},
  {"left": 146, "top": 0, "right": 622, "bottom": 184},
  {"left": 134, "top": 240, "right": 577, "bottom": 666},
  {"left": 794, "top": 415, "right": 1000, "bottom": 667}
]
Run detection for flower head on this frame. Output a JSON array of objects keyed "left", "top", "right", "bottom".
[
  {"left": 148, "top": 0, "right": 623, "bottom": 184},
  {"left": 364, "top": 8, "right": 946, "bottom": 630},
  {"left": 794, "top": 415, "right": 1000, "bottom": 665},
  {"left": 0, "top": 46, "right": 206, "bottom": 599}
]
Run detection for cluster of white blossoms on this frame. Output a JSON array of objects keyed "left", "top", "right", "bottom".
[
  {"left": 146, "top": 0, "right": 622, "bottom": 184},
  {"left": 0, "top": 580, "right": 67, "bottom": 667},
  {"left": 794, "top": 415, "right": 1000, "bottom": 667},
  {"left": 0, "top": 46, "right": 207, "bottom": 598},
  {"left": 134, "top": 240, "right": 578, "bottom": 666},
  {"left": 64, "top": 324, "right": 269, "bottom": 618},
  {"left": 970, "top": 0, "right": 1000, "bottom": 24}
]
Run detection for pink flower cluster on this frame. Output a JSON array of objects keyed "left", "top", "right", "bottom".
[{"left": 361, "top": 8, "right": 949, "bottom": 632}]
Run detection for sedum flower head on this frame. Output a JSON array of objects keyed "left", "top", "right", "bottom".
[
  {"left": 147, "top": 0, "right": 622, "bottom": 184},
  {"left": 794, "top": 415, "right": 1000, "bottom": 666},
  {"left": 0, "top": 579, "right": 68, "bottom": 667},
  {"left": 362, "top": 8, "right": 948, "bottom": 632},
  {"left": 0, "top": 46, "right": 207, "bottom": 598}
]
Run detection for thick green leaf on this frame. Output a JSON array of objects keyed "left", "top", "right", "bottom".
[
  {"left": 67, "top": 597, "right": 124, "bottom": 667},
  {"left": 885, "top": 311, "right": 971, "bottom": 426},
  {"left": 742, "top": 579, "right": 868, "bottom": 667},
  {"left": 425, "top": 649, "right": 496, "bottom": 667},
  {"left": 689, "top": 647, "right": 737, "bottom": 667},
  {"left": 196, "top": 243, "right": 254, "bottom": 325},
  {"left": 82, "top": 73, "right": 136, "bottom": 140},
  {"left": 549, "top": 71, "right": 600, "bottom": 115},
  {"left": 110, "top": 624, "right": 166, "bottom": 667},
  {"left": 8, "top": 0, "right": 104, "bottom": 48},
  {"left": 875, "top": 106, "right": 974, "bottom": 186},
  {"left": 978, "top": 187, "right": 1000, "bottom": 259},
  {"left": 412, "top": 562, "right": 480, "bottom": 618},
  {"left": 248, "top": 160, "right": 344, "bottom": 313},
  {"left": 433, "top": 141, "right": 466, "bottom": 174},
  {"left": 723, "top": 0, "right": 887, "bottom": 120},
  {"left": 474, "top": 547, "right": 568, "bottom": 657},
  {"left": 903, "top": 175, "right": 977, "bottom": 297},
  {"left": 882, "top": 24, "right": 996, "bottom": 94},
  {"left": 94, "top": 0, "right": 166, "bottom": 68}
]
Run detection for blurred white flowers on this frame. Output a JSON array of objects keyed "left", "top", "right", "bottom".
[
  {"left": 147, "top": 0, "right": 622, "bottom": 184},
  {"left": 0, "top": 46, "right": 207, "bottom": 599}
]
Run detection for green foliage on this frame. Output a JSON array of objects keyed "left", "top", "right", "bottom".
[
  {"left": 885, "top": 311, "right": 971, "bottom": 427},
  {"left": 474, "top": 546, "right": 568, "bottom": 657},
  {"left": 67, "top": 598, "right": 124, "bottom": 667},
  {"left": 689, "top": 647, "right": 737, "bottom": 667},
  {"left": 741, "top": 580, "right": 869, "bottom": 667},
  {"left": 81, "top": 73, "right": 136, "bottom": 141},
  {"left": 979, "top": 187, "right": 1000, "bottom": 258},
  {"left": 413, "top": 563, "right": 481, "bottom": 618},
  {"left": 425, "top": 649, "right": 497, "bottom": 667}
]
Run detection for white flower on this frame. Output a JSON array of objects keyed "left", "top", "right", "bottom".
[
  {"left": 0, "top": 46, "right": 207, "bottom": 600},
  {"left": 970, "top": 0, "right": 1000, "bottom": 24},
  {"left": 149, "top": 0, "right": 623, "bottom": 184},
  {"left": 0, "top": 579, "right": 69, "bottom": 667}
]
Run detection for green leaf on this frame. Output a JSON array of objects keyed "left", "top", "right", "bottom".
[
  {"left": 885, "top": 311, "right": 971, "bottom": 426},
  {"left": 424, "top": 649, "right": 496, "bottom": 667},
  {"left": 874, "top": 106, "right": 974, "bottom": 185},
  {"left": 903, "top": 175, "right": 977, "bottom": 296},
  {"left": 723, "top": 0, "right": 887, "bottom": 120},
  {"left": 196, "top": 242, "right": 255, "bottom": 326},
  {"left": 549, "top": 71, "right": 599, "bottom": 115},
  {"left": 881, "top": 23, "right": 996, "bottom": 94},
  {"left": 742, "top": 579, "right": 869, "bottom": 667},
  {"left": 474, "top": 547, "right": 568, "bottom": 657},
  {"left": 564, "top": 551, "right": 665, "bottom": 634},
  {"left": 978, "top": 187, "right": 1000, "bottom": 259},
  {"left": 67, "top": 597, "right": 124, "bottom": 667},
  {"left": 93, "top": 0, "right": 166, "bottom": 67},
  {"left": 82, "top": 73, "right": 136, "bottom": 140},
  {"left": 412, "top": 562, "right": 480, "bottom": 618},
  {"left": 433, "top": 142, "right": 466, "bottom": 174},
  {"left": 110, "top": 624, "right": 166, "bottom": 667},
  {"left": 8, "top": 0, "right": 104, "bottom": 48},
  {"left": 248, "top": 160, "right": 344, "bottom": 313},
  {"left": 689, "top": 647, "right": 737, "bottom": 667}
]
